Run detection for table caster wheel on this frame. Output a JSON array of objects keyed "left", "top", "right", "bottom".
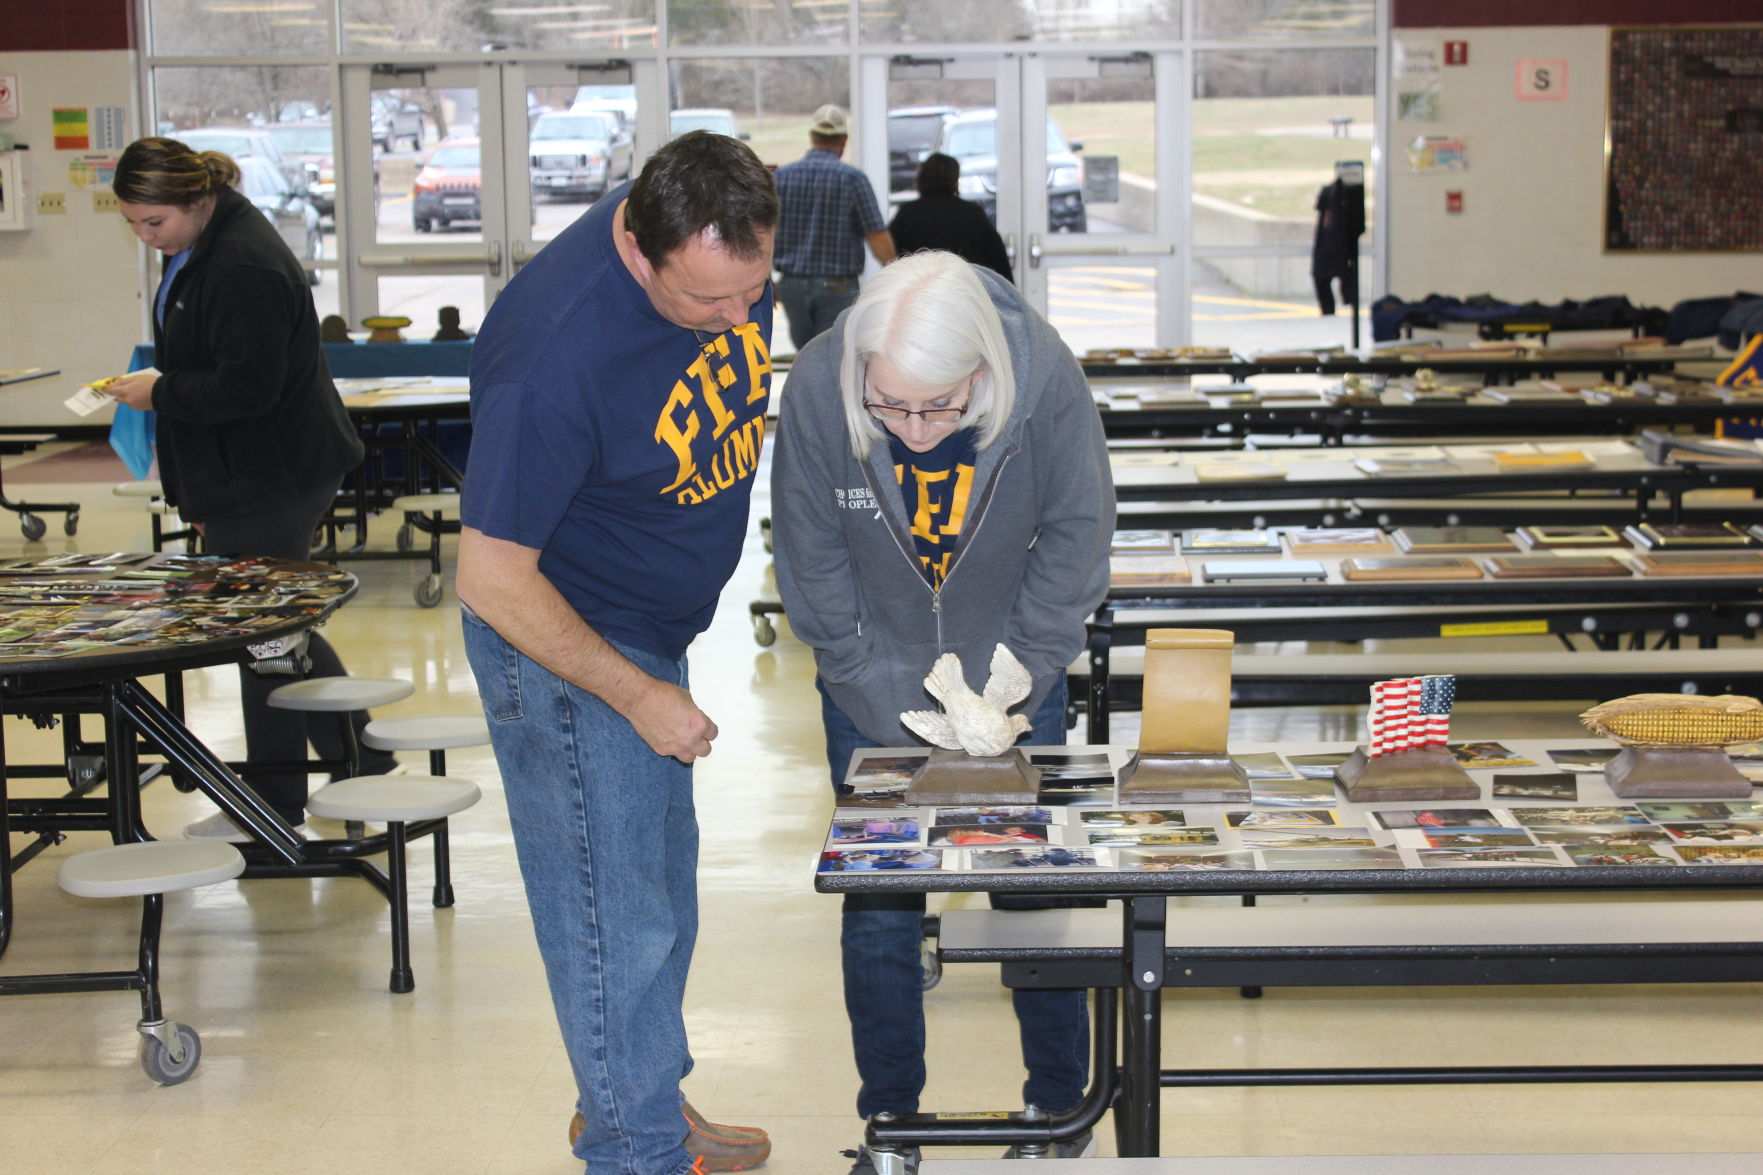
[
  {"left": 140, "top": 1022, "right": 201, "bottom": 1085},
  {"left": 414, "top": 574, "right": 443, "bottom": 607},
  {"left": 63, "top": 511, "right": 79, "bottom": 536},
  {"left": 397, "top": 523, "right": 415, "bottom": 553},
  {"left": 753, "top": 616, "right": 775, "bottom": 647},
  {"left": 19, "top": 513, "right": 45, "bottom": 542},
  {"left": 759, "top": 516, "right": 773, "bottom": 554},
  {"left": 919, "top": 939, "right": 943, "bottom": 991}
]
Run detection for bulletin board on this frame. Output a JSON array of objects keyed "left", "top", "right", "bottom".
[{"left": 1604, "top": 25, "right": 1763, "bottom": 253}]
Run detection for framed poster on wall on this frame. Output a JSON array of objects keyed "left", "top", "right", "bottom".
[{"left": 1604, "top": 25, "right": 1763, "bottom": 253}]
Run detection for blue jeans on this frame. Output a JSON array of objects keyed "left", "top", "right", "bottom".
[
  {"left": 464, "top": 607, "right": 699, "bottom": 1175},
  {"left": 776, "top": 273, "right": 860, "bottom": 351},
  {"left": 821, "top": 676, "right": 1091, "bottom": 1119}
]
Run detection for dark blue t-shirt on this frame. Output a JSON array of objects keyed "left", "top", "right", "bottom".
[
  {"left": 463, "top": 183, "right": 774, "bottom": 660},
  {"left": 887, "top": 427, "right": 978, "bottom": 589}
]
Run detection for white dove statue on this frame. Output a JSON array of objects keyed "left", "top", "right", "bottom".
[{"left": 901, "top": 643, "right": 1034, "bottom": 758}]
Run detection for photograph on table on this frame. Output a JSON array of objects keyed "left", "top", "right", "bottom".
[
  {"left": 1418, "top": 829, "right": 1537, "bottom": 848},
  {"left": 1491, "top": 773, "right": 1581, "bottom": 801},
  {"left": 1233, "top": 752, "right": 1295, "bottom": 779},
  {"left": 829, "top": 815, "right": 923, "bottom": 845},
  {"left": 1249, "top": 777, "right": 1338, "bottom": 807},
  {"left": 1676, "top": 845, "right": 1763, "bottom": 864},
  {"left": 1225, "top": 808, "right": 1339, "bottom": 828},
  {"left": 968, "top": 847, "right": 1104, "bottom": 869},
  {"left": 847, "top": 752, "right": 928, "bottom": 788},
  {"left": 1079, "top": 809, "right": 1185, "bottom": 827},
  {"left": 931, "top": 805, "right": 1056, "bottom": 826},
  {"left": 1637, "top": 801, "right": 1753, "bottom": 823},
  {"left": 1416, "top": 847, "right": 1568, "bottom": 868},
  {"left": 928, "top": 823, "right": 1050, "bottom": 846},
  {"left": 1508, "top": 805, "right": 1651, "bottom": 827},
  {"left": 1238, "top": 827, "right": 1379, "bottom": 849},
  {"left": 1525, "top": 825, "right": 1671, "bottom": 847},
  {"left": 1260, "top": 847, "right": 1404, "bottom": 870},
  {"left": 818, "top": 849, "right": 944, "bottom": 872},
  {"left": 1547, "top": 747, "right": 1619, "bottom": 773},
  {"left": 1286, "top": 751, "right": 1353, "bottom": 778},
  {"left": 1087, "top": 826, "right": 1219, "bottom": 847},
  {"left": 1116, "top": 849, "right": 1252, "bottom": 871},
  {"left": 1449, "top": 741, "right": 1537, "bottom": 768},
  {"left": 1370, "top": 807, "right": 1501, "bottom": 830},
  {"left": 1563, "top": 845, "right": 1678, "bottom": 867},
  {"left": 1658, "top": 821, "right": 1763, "bottom": 843}
]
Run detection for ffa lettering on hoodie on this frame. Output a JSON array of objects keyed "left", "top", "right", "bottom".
[
  {"left": 889, "top": 428, "right": 978, "bottom": 588},
  {"left": 654, "top": 322, "right": 772, "bottom": 505}
]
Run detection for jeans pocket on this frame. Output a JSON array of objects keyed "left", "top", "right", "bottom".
[{"left": 461, "top": 604, "right": 524, "bottom": 722}]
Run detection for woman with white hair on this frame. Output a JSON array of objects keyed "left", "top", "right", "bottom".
[{"left": 771, "top": 250, "right": 1115, "bottom": 1171}]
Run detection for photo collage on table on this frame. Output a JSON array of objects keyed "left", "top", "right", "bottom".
[
  {"left": 0, "top": 554, "right": 356, "bottom": 659},
  {"left": 814, "top": 744, "right": 1763, "bottom": 874}
]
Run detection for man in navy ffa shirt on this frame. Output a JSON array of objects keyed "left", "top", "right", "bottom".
[{"left": 459, "top": 132, "right": 778, "bottom": 1175}]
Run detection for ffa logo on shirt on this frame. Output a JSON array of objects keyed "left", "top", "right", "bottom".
[
  {"left": 895, "top": 457, "right": 975, "bottom": 588},
  {"left": 653, "top": 322, "right": 771, "bottom": 505}
]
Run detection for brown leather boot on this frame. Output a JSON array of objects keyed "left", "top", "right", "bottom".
[{"left": 565, "top": 1103, "right": 772, "bottom": 1171}]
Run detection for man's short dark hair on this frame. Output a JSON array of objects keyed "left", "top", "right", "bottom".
[
  {"left": 915, "top": 153, "right": 960, "bottom": 198},
  {"left": 624, "top": 130, "right": 779, "bottom": 267}
]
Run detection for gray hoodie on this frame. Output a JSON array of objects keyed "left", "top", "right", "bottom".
[{"left": 771, "top": 267, "right": 1116, "bottom": 746}]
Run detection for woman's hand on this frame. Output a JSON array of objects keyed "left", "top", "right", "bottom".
[{"left": 105, "top": 371, "right": 158, "bottom": 411}]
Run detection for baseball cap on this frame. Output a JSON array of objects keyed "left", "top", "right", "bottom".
[{"left": 809, "top": 104, "right": 849, "bottom": 136}]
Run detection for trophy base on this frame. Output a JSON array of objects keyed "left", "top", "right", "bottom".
[
  {"left": 1603, "top": 745, "right": 1752, "bottom": 799},
  {"left": 905, "top": 747, "right": 1041, "bottom": 806},
  {"left": 1120, "top": 752, "right": 1252, "bottom": 805},
  {"left": 1335, "top": 745, "right": 1480, "bottom": 803}
]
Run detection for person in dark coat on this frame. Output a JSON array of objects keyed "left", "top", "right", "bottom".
[
  {"left": 887, "top": 153, "right": 1013, "bottom": 284},
  {"left": 106, "top": 136, "right": 396, "bottom": 840}
]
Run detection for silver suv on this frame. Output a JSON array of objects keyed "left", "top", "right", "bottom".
[
  {"left": 932, "top": 108, "right": 1087, "bottom": 233},
  {"left": 529, "top": 110, "right": 634, "bottom": 200}
]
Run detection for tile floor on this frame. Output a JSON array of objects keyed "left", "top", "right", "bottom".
[{"left": 0, "top": 447, "right": 1759, "bottom": 1173}]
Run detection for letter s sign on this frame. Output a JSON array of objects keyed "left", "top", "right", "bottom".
[{"left": 1516, "top": 59, "right": 1568, "bottom": 101}]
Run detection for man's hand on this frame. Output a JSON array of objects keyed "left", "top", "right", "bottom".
[
  {"left": 622, "top": 678, "right": 719, "bottom": 763},
  {"left": 105, "top": 371, "right": 158, "bottom": 411}
]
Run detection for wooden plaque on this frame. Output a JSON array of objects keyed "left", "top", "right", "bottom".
[
  {"left": 1340, "top": 556, "right": 1484, "bottom": 582},
  {"left": 1394, "top": 527, "right": 1516, "bottom": 554},
  {"left": 1486, "top": 554, "right": 1632, "bottom": 579},
  {"left": 1634, "top": 551, "right": 1763, "bottom": 577}
]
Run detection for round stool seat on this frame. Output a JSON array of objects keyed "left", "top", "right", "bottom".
[
  {"left": 363, "top": 715, "right": 490, "bottom": 752},
  {"left": 268, "top": 677, "right": 414, "bottom": 712},
  {"left": 59, "top": 840, "right": 245, "bottom": 899},
  {"left": 307, "top": 775, "right": 481, "bottom": 822},
  {"left": 113, "top": 480, "right": 165, "bottom": 498},
  {"left": 390, "top": 493, "right": 460, "bottom": 516}
]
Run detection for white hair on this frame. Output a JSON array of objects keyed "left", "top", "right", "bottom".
[{"left": 837, "top": 251, "right": 1015, "bottom": 459}]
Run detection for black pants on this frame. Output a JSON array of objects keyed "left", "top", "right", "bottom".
[{"left": 200, "top": 478, "right": 397, "bottom": 823}]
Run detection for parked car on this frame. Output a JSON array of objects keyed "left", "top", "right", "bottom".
[
  {"left": 932, "top": 107, "right": 1087, "bottom": 233},
  {"left": 886, "top": 105, "right": 956, "bottom": 194},
  {"left": 371, "top": 93, "right": 426, "bottom": 152},
  {"left": 412, "top": 138, "right": 482, "bottom": 232},
  {"left": 235, "top": 155, "right": 322, "bottom": 285},
  {"left": 263, "top": 120, "right": 380, "bottom": 220},
  {"left": 669, "top": 108, "right": 748, "bottom": 141},
  {"left": 529, "top": 109, "right": 633, "bottom": 200},
  {"left": 178, "top": 125, "right": 303, "bottom": 190},
  {"left": 573, "top": 83, "right": 636, "bottom": 130}
]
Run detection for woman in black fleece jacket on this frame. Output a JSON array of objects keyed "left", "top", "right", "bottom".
[{"left": 107, "top": 137, "right": 395, "bottom": 838}]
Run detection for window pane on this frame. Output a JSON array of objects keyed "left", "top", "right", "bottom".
[
  {"left": 1196, "top": 0, "right": 1373, "bottom": 41},
  {"left": 668, "top": 0, "right": 845, "bottom": 48},
  {"left": 1191, "top": 50, "right": 1373, "bottom": 246},
  {"left": 861, "top": 0, "right": 1177, "bottom": 44},
  {"left": 670, "top": 58, "right": 850, "bottom": 170},
  {"left": 1048, "top": 73, "right": 1153, "bottom": 236},
  {"left": 148, "top": 0, "right": 334, "bottom": 56},
  {"left": 338, "top": 0, "right": 656, "bottom": 52}
]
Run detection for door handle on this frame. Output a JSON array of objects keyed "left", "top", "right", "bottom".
[
  {"left": 487, "top": 240, "right": 502, "bottom": 277},
  {"left": 512, "top": 240, "right": 535, "bottom": 271},
  {"left": 1003, "top": 232, "right": 1016, "bottom": 268},
  {"left": 1028, "top": 233, "right": 1043, "bottom": 269}
]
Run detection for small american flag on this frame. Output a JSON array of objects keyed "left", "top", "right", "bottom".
[{"left": 1367, "top": 676, "right": 1420, "bottom": 757}]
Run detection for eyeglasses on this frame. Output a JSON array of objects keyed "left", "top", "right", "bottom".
[{"left": 864, "top": 400, "right": 970, "bottom": 424}]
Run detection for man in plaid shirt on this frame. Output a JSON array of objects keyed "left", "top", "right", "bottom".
[{"left": 773, "top": 104, "right": 896, "bottom": 350}]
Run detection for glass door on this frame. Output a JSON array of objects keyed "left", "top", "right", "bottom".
[
  {"left": 861, "top": 51, "right": 1177, "bottom": 354},
  {"left": 337, "top": 58, "right": 651, "bottom": 335}
]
